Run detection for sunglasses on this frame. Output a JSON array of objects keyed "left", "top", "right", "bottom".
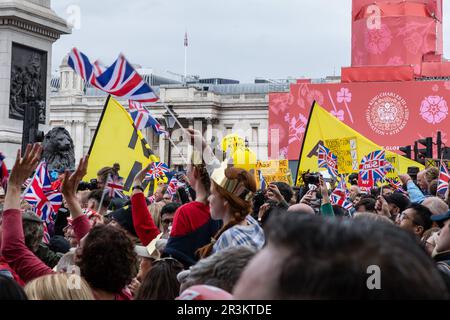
[{"left": 162, "top": 219, "right": 173, "bottom": 224}]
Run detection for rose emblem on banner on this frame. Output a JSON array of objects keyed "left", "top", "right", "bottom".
[
  {"left": 366, "top": 92, "right": 409, "bottom": 136},
  {"left": 364, "top": 24, "right": 392, "bottom": 55},
  {"left": 420, "top": 96, "right": 448, "bottom": 124}
]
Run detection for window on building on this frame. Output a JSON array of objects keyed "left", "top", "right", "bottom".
[
  {"left": 226, "top": 126, "right": 233, "bottom": 135},
  {"left": 252, "top": 127, "right": 259, "bottom": 144}
]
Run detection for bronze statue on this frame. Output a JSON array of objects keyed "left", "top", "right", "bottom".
[
  {"left": 42, "top": 127, "right": 76, "bottom": 171},
  {"left": 10, "top": 45, "right": 47, "bottom": 122}
]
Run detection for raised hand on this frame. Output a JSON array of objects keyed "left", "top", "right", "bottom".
[
  {"left": 133, "top": 162, "right": 153, "bottom": 187},
  {"left": 8, "top": 143, "right": 42, "bottom": 188},
  {"left": 267, "top": 184, "right": 284, "bottom": 204},
  {"left": 4, "top": 143, "right": 42, "bottom": 211},
  {"left": 61, "top": 156, "right": 89, "bottom": 201}
]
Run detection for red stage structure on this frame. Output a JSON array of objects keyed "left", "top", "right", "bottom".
[{"left": 270, "top": 0, "right": 450, "bottom": 161}]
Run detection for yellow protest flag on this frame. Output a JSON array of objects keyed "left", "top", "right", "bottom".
[
  {"left": 295, "top": 102, "right": 424, "bottom": 186},
  {"left": 86, "top": 96, "right": 159, "bottom": 194}
]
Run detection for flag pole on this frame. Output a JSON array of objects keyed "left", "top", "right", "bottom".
[
  {"left": 184, "top": 31, "right": 188, "bottom": 85},
  {"left": 437, "top": 152, "right": 445, "bottom": 197},
  {"left": 167, "top": 135, "right": 188, "bottom": 165},
  {"left": 97, "top": 174, "right": 109, "bottom": 213}
]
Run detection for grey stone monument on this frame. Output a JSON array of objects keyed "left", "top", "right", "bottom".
[{"left": 0, "top": 0, "right": 70, "bottom": 167}]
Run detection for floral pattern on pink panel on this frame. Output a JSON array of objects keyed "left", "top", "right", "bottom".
[
  {"left": 270, "top": 95, "right": 289, "bottom": 116},
  {"left": 403, "top": 32, "right": 423, "bottom": 55},
  {"left": 364, "top": 24, "right": 392, "bottom": 55},
  {"left": 398, "top": 21, "right": 434, "bottom": 55},
  {"left": 285, "top": 113, "right": 308, "bottom": 145},
  {"left": 387, "top": 56, "right": 404, "bottom": 66},
  {"left": 420, "top": 96, "right": 448, "bottom": 124},
  {"left": 331, "top": 110, "right": 345, "bottom": 121},
  {"left": 337, "top": 88, "right": 352, "bottom": 103},
  {"left": 306, "top": 90, "right": 324, "bottom": 106}
]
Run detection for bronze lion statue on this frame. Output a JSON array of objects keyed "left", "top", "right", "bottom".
[{"left": 42, "top": 127, "right": 76, "bottom": 171}]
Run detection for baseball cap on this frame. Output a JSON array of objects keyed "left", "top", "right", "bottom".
[{"left": 431, "top": 210, "right": 450, "bottom": 223}]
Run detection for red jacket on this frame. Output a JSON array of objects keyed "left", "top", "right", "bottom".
[
  {"left": 131, "top": 192, "right": 161, "bottom": 246},
  {"left": 0, "top": 256, "right": 25, "bottom": 287}
]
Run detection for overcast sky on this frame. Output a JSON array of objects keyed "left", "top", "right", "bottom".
[{"left": 51, "top": 0, "right": 450, "bottom": 83}]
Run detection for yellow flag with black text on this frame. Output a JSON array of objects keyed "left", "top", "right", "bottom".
[
  {"left": 86, "top": 96, "right": 159, "bottom": 194},
  {"left": 295, "top": 102, "right": 424, "bottom": 186}
]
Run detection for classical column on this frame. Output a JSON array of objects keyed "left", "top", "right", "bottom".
[
  {"left": 187, "top": 118, "right": 194, "bottom": 164},
  {"left": 74, "top": 120, "right": 85, "bottom": 161},
  {"left": 158, "top": 122, "right": 167, "bottom": 164},
  {"left": 206, "top": 118, "right": 213, "bottom": 145}
]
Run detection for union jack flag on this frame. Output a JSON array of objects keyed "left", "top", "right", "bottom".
[
  {"left": 92, "top": 60, "right": 106, "bottom": 77},
  {"left": 129, "top": 100, "right": 168, "bottom": 135},
  {"left": 358, "top": 150, "right": 386, "bottom": 188},
  {"left": 317, "top": 144, "right": 339, "bottom": 177},
  {"left": 330, "top": 178, "right": 353, "bottom": 210},
  {"left": 22, "top": 162, "right": 62, "bottom": 223},
  {"left": 145, "top": 162, "right": 170, "bottom": 181},
  {"left": 386, "top": 177, "right": 407, "bottom": 194},
  {"left": 105, "top": 174, "right": 126, "bottom": 199},
  {"left": 68, "top": 48, "right": 159, "bottom": 104},
  {"left": 67, "top": 48, "right": 94, "bottom": 83},
  {"left": 166, "top": 177, "right": 180, "bottom": 198},
  {"left": 437, "top": 162, "right": 450, "bottom": 195}
]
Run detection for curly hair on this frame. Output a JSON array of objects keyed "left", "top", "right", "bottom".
[
  {"left": 197, "top": 167, "right": 256, "bottom": 258},
  {"left": 77, "top": 225, "right": 137, "bottom": 294}
]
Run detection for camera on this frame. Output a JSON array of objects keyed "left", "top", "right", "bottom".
[
  {"left": 77, "top": 179, "right": 99, "bottom": 191},
  {"left": 303, "top": 172, "right": 321, "bottom": 185}
]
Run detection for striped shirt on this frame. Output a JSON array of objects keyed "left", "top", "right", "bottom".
[{"left": 212, "top": 216, "right": 265, "bottom": 254}]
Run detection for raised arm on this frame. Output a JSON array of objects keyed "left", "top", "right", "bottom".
[
  {"left": 131, "top": 163, "right": 161, "bottom": 246},
  {"left": 319, "top": 176, "right": 335, "bottom": 218},
  {"left": 61, "top": 156, "right": 91, "bottom": 241},
  {"left": 1, "top": 144, "right": 53, "bottom": 283}
]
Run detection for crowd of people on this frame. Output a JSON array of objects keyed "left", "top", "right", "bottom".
[{"left": 1, "top": 130, "right": 450, "bottom": 300}]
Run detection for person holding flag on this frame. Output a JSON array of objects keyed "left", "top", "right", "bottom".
[
  {"left": 437, "top": 162, "right": 450, "bottom": 196},
  {"left": 358, "top": 150, "right": 387, "bottom": 189},
  {"left": 330, "top": 176, "right": 353, "bottom": 212},
  {"left": 317, "top": 144, "right": 339, "bottom": 178}
]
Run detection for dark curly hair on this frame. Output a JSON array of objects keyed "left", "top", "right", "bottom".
[{"left": 77, "top": 225, "right": 137, "bottom": 294}]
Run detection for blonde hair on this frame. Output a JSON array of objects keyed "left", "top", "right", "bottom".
[
  {"left": 25, "top": 273, "right": 95, "bottom": 300},
  {"left": 149, "top": 202, "right": 165, "bottom": 231},
  {"left": 353, "top": 212, "right": 394, "bottom": 224}
]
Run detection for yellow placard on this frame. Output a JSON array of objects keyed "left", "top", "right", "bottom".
[
  {"left": 324, "top": 137, "right": 358, "bottom": 174},
  {"left": 257, "top": 159, "right": 293, "bottom": 186}
]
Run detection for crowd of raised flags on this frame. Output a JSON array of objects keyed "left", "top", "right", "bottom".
[
  {"left": 317, "top": 145, "right": 450, "bottom": 212},
  {"left": 68, "top": 48, "right": 166, "bottom": 137}
]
